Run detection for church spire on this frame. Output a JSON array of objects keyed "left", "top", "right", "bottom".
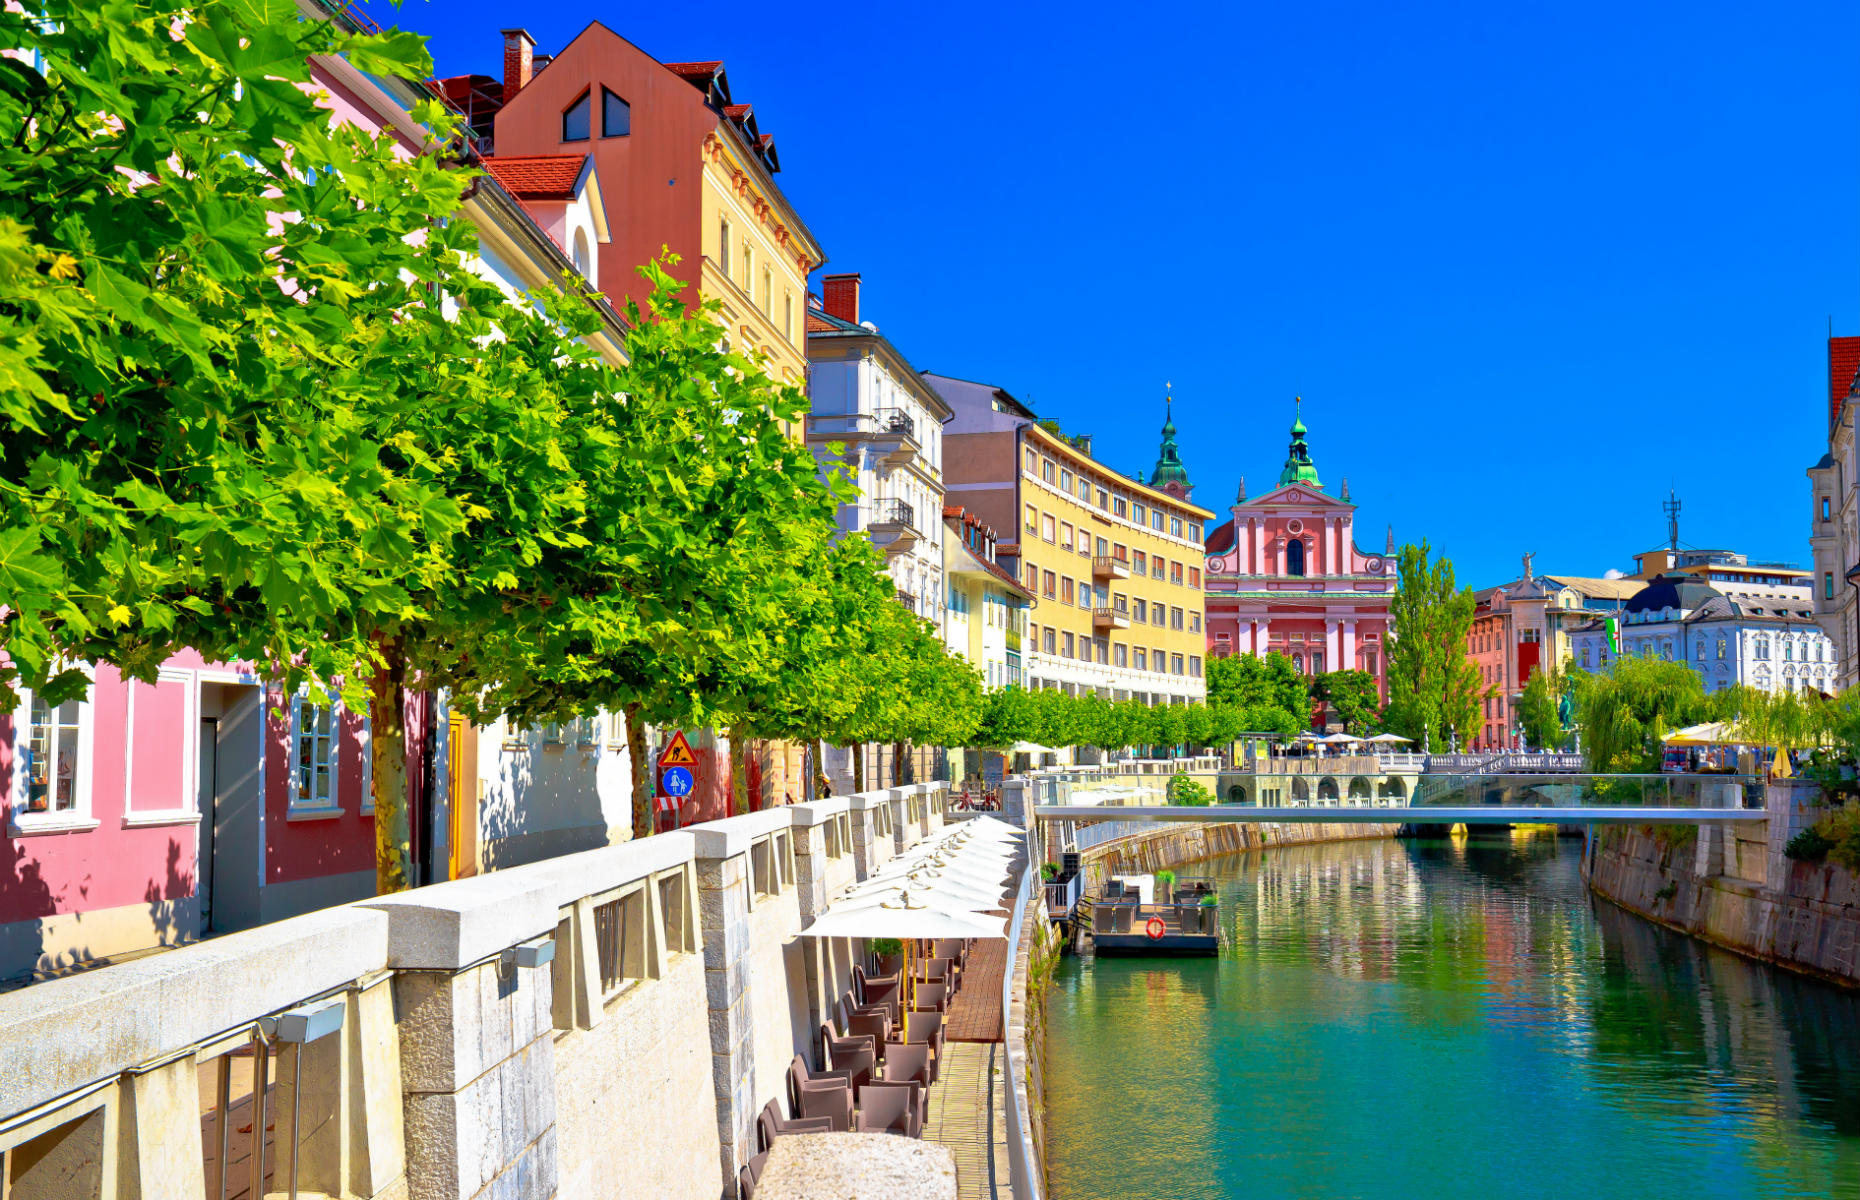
[
  {"left": 1277, "top": 397, "right": 1323, "bottom": 489},
  {"left": 1147, "top": 383, "right": 1192, "bottom": 494}
]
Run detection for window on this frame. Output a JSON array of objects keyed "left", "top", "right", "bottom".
[
  {"left": 1096, "top": 536, "right": 1109, "bottom": 558},
  {"left": 1156, "top": 646, "right": 1168, "bottom": 671},
  {"left": 1287, "top": 540, "right": 1306, "bottom": 576},
  {"left": 1060, "top": 577, "right": 1074, "bottom": 605},
  {"left": 1024, "top": 448, "right": 1036, "bottom": 474},
  {"left": 601, "top": 87, "right": 630, "bottom": 136},
  {"left": 1784, "top": 640, "right": 1794, "bottom": 662},
  {"left": 1827, "top": 572, "right": 1836, "bottom": 600},
  {"left": 1190, "top": 613, "right": 1202, "bottom": 633},
  {"left": 1152, "top": 510, "right": 1164, "bottom": 531},
  {"left": 1365, "top": 651, "right": 1377, "bottom": 675},
  {"left": 13, "top": 685, "right": 93, "bottom": 824},
  {"left": 562, "top": 90, "right": 591, "bottom": 141},
  {"left": 1060, "top": 469, "right": 1073, "bottom": 492},
  {"left": 1025, "top": 561, "right": 1037, "bottom": 589},
  {"left": 1190, "top": 656, "right": 1202, "bottom": 677},
  {"left": 291, "top": 695, "right": 339, "bottom": 812},
  {"left": 1171, "top": 561, "right": 1184, "bottom": 586},
  {"left": 1696, "top": 641, "right": 1705, "bottom": 661},
  {"left": 1823, "top": 497, "right": 1832, "bottom": 522},
  {"left": 1133, "top": 599, "right": 1148, "bottom": 622},
  {"left": 1132, "top": 502, "right": 1147, "bottom": 525},
  {"left": 1189, "top": 567, "right": 1200, "bottom": 588},
  {"left": 1113, "top": 543, "right": 1128, "bottom": 562},
  {"left": 1043, "top": 627, "right": 1056, "bottom": 654},
  {"left": 1042, "top": 515, "right": 1056, "bottom": 543},
  {"left": 1063, "top": 632, "right": 1075, "bottom": 658},
  {"left": 1115, "top": 644, "right": 1128, "bottom": 667},
  {"left": 1171, "top": 606, "right": 1184, "bottom": 630},
  {"left": 1152, "top": 558, "right": 1165, "bottom": 580},
  {"left": 785, "top": 292, "right": 794, "bottom": 342},
  {"left": 1171, "top": 516, "right": 1183, "bottom": 538},
  {"left": 1042, "top": 570, "right": 1056, "bottom": 598},
  {"left": 719, "top": 218, "right": 731, "bottom": 274},
  {"left": 1133, "top": 550, "right": 1147, "bottom": 574},
  {"left": 1024, "top": 504, "right": 1037, "bottom": 533},
  {"left": 1077, "top": 477, "right": 1091, "bottom": 502},
  {"left": 1717, "top": 638, "right": 1726, "bottom": 661},
  {"left": 1310, "top": 652, "right": 1325, "bottom": 674},
  {"left": 1115, "top": 498, "right": 1128, "bottom": 518},
  {"left": 1042, "top": 460, "right": 1055, "bottom": 484},
  {"left": 760, "top": 268, "right": 772, "bottom": 313},
  {"left": 1097, "top": 489, "right": 1109, "bottom": 509},
  {"left": 1059, "top": 522, "right": 1073, "bottom": 551},
  {"left": 741, "top": 241, "right": 753, "bottom": 289},
  {"left": 1135, "top": 648, "right": 1147, "bottom": 671},
  {"left": 1190, "top": 524, "right": 1203, "bottom": 543}
]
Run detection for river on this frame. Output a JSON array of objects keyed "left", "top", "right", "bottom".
[{"left": 1043, "top": 831, "right": 1860, "bottom": 1199}]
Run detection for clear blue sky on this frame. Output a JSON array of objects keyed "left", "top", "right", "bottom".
[{"left": 376, "top": 0, "right": 1858, "bottom": 587}]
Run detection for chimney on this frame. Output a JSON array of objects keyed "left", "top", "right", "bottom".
[
  {"left": 502, "top": 29, "right": 535, "bottom": 104},
  {"left": 822, "top": 273, "right": 861, "bottom": 324}
]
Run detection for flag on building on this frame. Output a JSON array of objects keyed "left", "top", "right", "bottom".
[{"left": 1604, "top": 617, "right": 1621, "bottom": 656}]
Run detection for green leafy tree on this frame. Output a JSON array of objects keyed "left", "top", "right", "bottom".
[
  {"left": 1206, "top": 652, "right": 1311, "bottom": 725},
  {"left": 1571, "top": 655, "right": 1709, "bottom": 774},
  {"left": 1167, "top": 772, "right": 1213, "bottom": 806},
  {"left": 976, "top": 686, "right": 1038, "bottom": 749},
  {"left": 1517, "top": 665, "right": 1568, "bottom": 750},
  {"left": 1383, "top": 542, "right": 1484, "bottom": 748},
  {"left": 1316, "top": 670, "right": 1381, "bottom": 735}
]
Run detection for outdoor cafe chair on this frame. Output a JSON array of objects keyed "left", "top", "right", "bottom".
[
  {"left": 881, "top": 1041, "right": 932, "bottom": 1091},
  {"left": 756, "top": 1098, "right": 830, "bottom": 1153},
  {"left": 788, "top": 1055, "right": 856, "bottom": 1132},
  {"left": 911, "top": 979, "right": 949, "bottom": 1014},
  {"left": 855, "top": 1083, "right": 923, "bottom": 1137},
  {"left": 820, "top": 1023, "right": 875, "bottom": 1091},
  {"left": 902, "top": 1010, "right": 944, "bottom": 1081}
]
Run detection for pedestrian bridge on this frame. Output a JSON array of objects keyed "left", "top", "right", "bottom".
[{"left": 1036, "top": 772, "right": 1767, "bottom": 826}]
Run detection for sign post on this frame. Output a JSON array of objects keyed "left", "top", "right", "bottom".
[{"left": 657, "top": 731, "right": 699, "bottom": 830}]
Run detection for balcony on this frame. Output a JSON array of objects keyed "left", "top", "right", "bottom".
[
  {"left": 895, "top": 589, "right": 918, "bottom": 614},
  {"left": 1092, "top": 606, "right": 1130, "bottom": 631},
  {"left": 807, "top": 408, "right": 922, "bottom": 470},
  {"left": 867, "top": 499, "right": 921, "bottom": 556},
  {"left": 1092, "top": 555, "right": 1131, "bottom": 581}
]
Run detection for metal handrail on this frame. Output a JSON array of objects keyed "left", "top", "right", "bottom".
[{"left": 1001, "top": 856, "right": 1042, "bottom": 1200}]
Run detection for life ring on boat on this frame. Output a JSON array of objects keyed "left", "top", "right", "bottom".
[{"left": 1145, "top": 916, "right": 1166, "bottom": 940}]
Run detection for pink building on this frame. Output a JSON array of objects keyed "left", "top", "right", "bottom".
[{"left": 1201, "top": 406, "right": 1397, "bottom": 721}]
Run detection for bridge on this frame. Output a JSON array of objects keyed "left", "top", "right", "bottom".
[{"left": 1035, "top": 772, "right": 1767, "bottom": 826}]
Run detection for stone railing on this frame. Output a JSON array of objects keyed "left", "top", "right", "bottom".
[{"left": 0, "top": 782, "right": 956, "bottom": 1200}]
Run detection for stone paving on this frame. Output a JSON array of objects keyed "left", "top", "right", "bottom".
[{"left": 922, "top": 1040, "right": 1008, "bottom": 1200}]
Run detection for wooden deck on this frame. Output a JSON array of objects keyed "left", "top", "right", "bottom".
[
  {"left": 923, "top": 1040, "right": 1009, "bottom": 1200},
  {"left": 942, "top": 940, "right": 1005, "bottom": 1042}
]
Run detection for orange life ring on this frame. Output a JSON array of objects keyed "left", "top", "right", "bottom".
[{"left": 1145, "top": 916, "right": 1167, "bottom": 940}]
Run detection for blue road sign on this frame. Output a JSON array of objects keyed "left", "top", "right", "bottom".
[{"left": 661, "top": 765, "right": 694, "bottom": 798}]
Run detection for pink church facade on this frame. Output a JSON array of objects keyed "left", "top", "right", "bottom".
[{"left": 1201, "top": 409, "right": 1396, "bottom": 717}]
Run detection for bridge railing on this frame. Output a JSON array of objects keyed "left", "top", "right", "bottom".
[{"left": 1409, "top": 772, "right": 1764, "bottom": 810}]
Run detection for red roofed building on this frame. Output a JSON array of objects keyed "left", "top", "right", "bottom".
[{"left": 1809, "top": 335, "right": 1860, "bottom": 688}]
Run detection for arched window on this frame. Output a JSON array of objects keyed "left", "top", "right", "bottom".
[
  {"left": 562, "top": 90, "right": 591, "bottom": 141},
  {"left": 1286, "top": 539, "right": 1305, "bottom": 577},
  {"left": 1292, "top": 653, "right": 1305, "bottom": 673},
  {"left": 1784, "top": 640, "right": 1794, "bottom": 662}
]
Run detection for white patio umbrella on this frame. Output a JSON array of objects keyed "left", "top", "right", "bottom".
[
  {"left": 1320, "top": 733, "right": 1360, "bottom": 745},
  {"left": 801, "top": 891, "right": 1008, "bottom": 1012},
  {"left": 1366, "top": 733, "right": 1413, "bottom": 744},
  {"left": 837, "top": 877, "right": 1004, "bottom": 914}
]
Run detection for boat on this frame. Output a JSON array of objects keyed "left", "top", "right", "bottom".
[{"left": 1087, "top": 873, "right": 1220, "bottom": 955}]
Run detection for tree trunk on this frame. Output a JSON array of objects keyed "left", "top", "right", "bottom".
[
  {"left": 625, "top": 703, "right": 653, "bottom": 839},
  {"left": 853, "top": 742, "right": 866, "bottom": 792},
  {"left": 730, "top": 726, "right": 751, "bottom": 815},
  {"left": 812, "top": 739, "right": 829, "bottom": 799},
  {"left": 370, "top": 640, "right": 413, "bottom": 895}
]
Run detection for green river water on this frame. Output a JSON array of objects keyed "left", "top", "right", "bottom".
[{"left": 1044, "top": 833, "right": 1860, "bottom": 1200}]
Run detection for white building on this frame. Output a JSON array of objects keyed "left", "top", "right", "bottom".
[
  {"left": 942, "top": 506, "right": 1035, "bottom": 691},
  {"left": 1568, "top": 574, "right": 1836, "bottom": 696},
  {"left": 805, "top": 274, "right": 948, "bottom": 630}
]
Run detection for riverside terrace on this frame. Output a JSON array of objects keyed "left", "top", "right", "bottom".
[{"left": 0, "top": 782, "right": 1049, "bottom": 1200}]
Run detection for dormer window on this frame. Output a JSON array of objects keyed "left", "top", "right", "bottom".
[
  {"left": 563, "top": 90, "right": 591, "bottom": 141},
  {"left": 602, "top": 88, "right": 630, "bottom": 137}
]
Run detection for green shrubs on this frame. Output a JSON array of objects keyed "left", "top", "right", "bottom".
[
  {"left": 1167, "top": 771, "right": 1213, "bottom": 806},
  {"left": 1784, "top": 806, "right": 1860, "bottom": 869},
  {"left": 1155, "top": 869, "right": 1177, "bottom": 893},
  {"left": 1040, "top": 861, "right": 1060, "bottom": 881},
  {"left": 1786, "top": 826, "right": 1835, "bottom": 861}
]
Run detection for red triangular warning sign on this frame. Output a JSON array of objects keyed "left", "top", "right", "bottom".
[{"left": 659, "top": 730, "right": 698, "bottom": 768}]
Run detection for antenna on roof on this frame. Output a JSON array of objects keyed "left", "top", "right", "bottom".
[{"left": 1663, "top": 486, "right": 1681, "bottom": 552}]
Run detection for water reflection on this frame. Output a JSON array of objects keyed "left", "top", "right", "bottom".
[{"left": 1045, "top": 832, "right": 1860, "bottom": 1200}]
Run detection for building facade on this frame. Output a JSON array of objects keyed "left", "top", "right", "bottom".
[
  {"left": 1566, "top": 575, "right": 1836, "bottom": 696},
  {"left": 933, "top": 376, "right": 1212, "bottom": 705},
  {"left": 1201, "top": 407, "right": 1396, "bottom": 712},
  {"left": 461, "top": 24, "right": 825, "bottom": 385},
  {"left": 943, "top": 507, "right": 1036, "bottom": 690},
  {"left": 1467, "top": 565, "right": 1640, "bottom": 749},
  {"left": 1808, "top": 335, "right": 1860, "bottom": 690},
  {"left": 806, "top": 275, "right": 949, "bottom": 627}
]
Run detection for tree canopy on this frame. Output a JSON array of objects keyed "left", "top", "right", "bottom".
[{"left": 1382, "top": 542, "right": 1483, "bottom": 748}]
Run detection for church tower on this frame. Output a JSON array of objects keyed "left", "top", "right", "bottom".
[
  {"left": 1278, "top": 398, "right": 1323, "bottom": 489},
  {"left": 1148, "top": 389, "right": 1193, "bottom": 500}
]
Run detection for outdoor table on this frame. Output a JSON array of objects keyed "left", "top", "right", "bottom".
[{"left": 754, "top": 1132, "right": 956, "bottom": 1200}]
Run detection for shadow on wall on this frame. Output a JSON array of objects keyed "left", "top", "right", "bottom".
[
  {"left": 142, "top": 836, "right": 197, "bottom": 952},
  {"left": 476, "top": 733, "right": 610, "bottom": 872},
  {"left": 0, "top": 837, "right": 57, "bottom": 985},
  {"left": 1, "top": 835, "right": 197, "bottom": 987}
]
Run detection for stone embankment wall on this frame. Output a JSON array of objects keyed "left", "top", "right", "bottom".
[
  {"left": 1071, "top": 820, "right": 1398, "bottom": 888},
  {"left": 1584, "top": 781, "right": 1860, "bottom": 989},
  {"left": 0, "top": 782, "right": 956, "bottom": 1200}
]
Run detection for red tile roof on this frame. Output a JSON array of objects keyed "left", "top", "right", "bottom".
[
  {"left": 663, "top": 61, "right": 722, "bottom": 79},
  {"left": 1832, "top": 336, "right": 1860, "bottom": 430},
  {"left": 724, "top": 104, "right": 753, "bottom": 120},
  {"left": 479, "top": 154, "right": 586, "bottom": 201},
  {"left": 804, "top": 310, "right": 839, "bottom": 335}
]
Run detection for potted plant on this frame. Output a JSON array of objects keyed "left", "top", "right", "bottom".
[
  {"left": 1040, "top": 861, "right": 1061, "bottom": 882},
  {"left": 1155, "top": 869, "right": 1176, "bottom": 901},
  {"left": 871, "top": 937, "right": 904, "bottom": 976}
]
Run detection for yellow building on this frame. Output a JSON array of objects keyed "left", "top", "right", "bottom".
[
  {"left": 931, "top": 375, "right": 1214, "bottom": 705},
  {"left": 943, "top": 506, "right": 1037, "bottom": 690}
]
